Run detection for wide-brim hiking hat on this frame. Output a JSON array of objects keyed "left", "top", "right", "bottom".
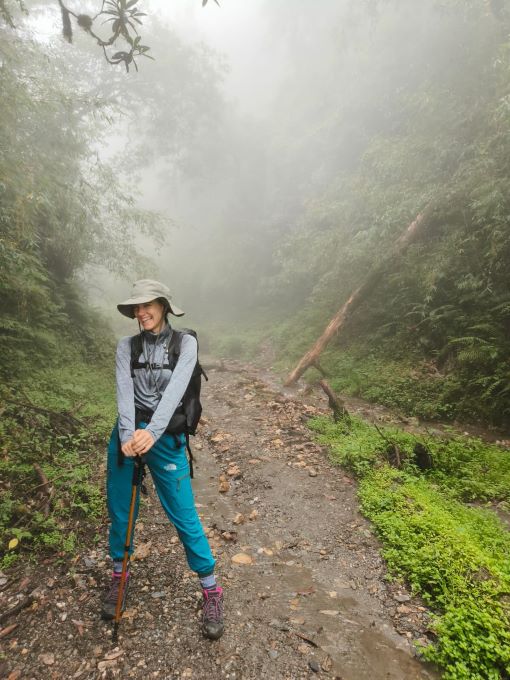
[{"left": 117, "top": 279, "right": 185, "bottom": 318}]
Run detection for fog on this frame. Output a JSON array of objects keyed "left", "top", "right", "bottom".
[
  {"left": 6, "top": 0, "right": 502, "bottom": 339},
  {"left": 89, "top": 0, "right": 374, "bottom": 328}
]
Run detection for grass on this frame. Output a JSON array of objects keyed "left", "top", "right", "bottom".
[
  {"left": 320, "top": 348, "right": 460, "bottom": 420},
  {"left": 0, "top": 362, "right": 116, "bottom": 569},
  {"left": 310, "top": 414, "right": 510, "bottom": 680}
]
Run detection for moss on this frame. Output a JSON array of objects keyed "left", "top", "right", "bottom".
[{"left": 310, "top": 414, "right": 510, "bottom": 679}]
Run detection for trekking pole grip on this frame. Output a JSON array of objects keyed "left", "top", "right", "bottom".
[{"left": 132, "top": 455, "right": 143, "bottom": 486}]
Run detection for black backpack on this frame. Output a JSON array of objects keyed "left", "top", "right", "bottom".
[{"left": 129, "top": 328, "right": 208, "bottom": 477}]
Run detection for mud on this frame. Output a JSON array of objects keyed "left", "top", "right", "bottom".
[{"left": 0, "top": 362, "right": 439, "bottom": 679}]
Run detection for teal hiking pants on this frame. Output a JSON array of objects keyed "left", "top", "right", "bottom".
[{"left": 106, "top": 423, "right": 215, "bottom": 577}]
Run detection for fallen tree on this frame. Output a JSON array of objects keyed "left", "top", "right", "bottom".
[{"left": 284, "top": 207, "right": 435, "bottom": 386}]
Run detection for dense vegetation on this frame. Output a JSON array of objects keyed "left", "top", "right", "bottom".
[
  {"left": 182, "top": 1, "right": 510, "bottom": 428},
  {"left": 0, "top": 365, "right": 115, "bottom": 568},
  {"left": 310, "top": 414, "right": 510, "bottom": 680},
  {"left": 0, "top": 29, "right": 125, "bottom": 565}
]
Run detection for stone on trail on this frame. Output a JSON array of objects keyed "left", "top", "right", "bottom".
[
  {"left": 394, "top": 593, "right": 411, "bottom": 603},
  {"left": 309, "top": 658, "right": 321, "bottom": 673},
  {"left": 231, "top": 552, "right": 253, "bottom": 565},
  {"left": 257, "top": 547, "right": 274, "bottom": 556},
  {"left": 218, "top": 475, "right": 230, "bottom": 493},
  {"left": 7, "top": 671, "right": 22, "bottom": 680},
  {"left": 104, "top": 649, "right": 124, "bottom": 661},
  {"left": 210, "top": 432, "right": 231, "bottom": 443},
  {"left": 39, "top": 653, "right": 55, "bottom": 666},
  {"left": 321, "top": 654, "right": 333, "bottom": 672},
  {"left": 97, "top": 659, "right": 118, "bottom": 671},
  {"left": 226, "top": 464, "right": 241, "bottom": 477},
  {"left": 132, "top": 541, "right": 152, "bottom": 561},
  {"left": 289, "top": 616, "right": 306, "bottom": 625},
  {"left": 397, "top": 604, "right": 412, "bottom": 614},
  {"left": 233, "top": 513, "right": 245, "bottom": 525}
]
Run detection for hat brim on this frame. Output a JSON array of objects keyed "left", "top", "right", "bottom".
[{"left": 117, "top": 295, "right": 185, "bottom": 318}]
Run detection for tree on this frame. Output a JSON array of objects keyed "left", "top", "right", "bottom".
[{"left": 1, "top": 0, "right": 219, "bottom": 71}]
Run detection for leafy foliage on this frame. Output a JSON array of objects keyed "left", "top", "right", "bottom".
[
  {"left": 310, "top": 415, "right": 510, "bottom": 503},
  {"left": 310, "top": 414, "right": 510, "bottom": 679},
  {"left": 361, "top": 469, "right": 510, "bottom": 680},
  {"left": 0, "top": 33, "right": 162, "bottom": 379},
  {"left": 0, "top": 364, "right": 115, "bottom": 568}
]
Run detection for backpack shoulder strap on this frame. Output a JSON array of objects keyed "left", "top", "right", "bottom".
[
  {"left": 130, "top": 334, "right": 144, "bottom": 378},
  {"left": 167, "top": 329, "right": 184, "bottom": 370},
  {"left": 166, "top": 328, "right": 206, "bottom": 378}
]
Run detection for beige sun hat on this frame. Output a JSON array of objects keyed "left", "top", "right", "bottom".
[{"left": 117, "top": 279, "right": 185, "bottom": 318}]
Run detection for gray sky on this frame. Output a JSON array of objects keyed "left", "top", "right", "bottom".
[{"left": 144, "top": 0, "right": 286, "bottom": 114}]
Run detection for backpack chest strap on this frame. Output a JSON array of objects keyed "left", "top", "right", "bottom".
[
  {"left": 131, "top": 360, "right": 172, "bottom": 372},
  {"left": 129, "top": 330, "right": 183, "bottom": 378}
]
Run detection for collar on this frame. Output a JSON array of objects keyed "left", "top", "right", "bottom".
[{"left": 141, "top": 324, "right": 172, "bottom": 344}]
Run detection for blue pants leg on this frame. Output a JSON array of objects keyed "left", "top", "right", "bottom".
[
  {"left": 106, "top": 427, "right": 142, "bottom": 562},
  {"left": 107, "top": 426, "right": 215, "bottom": 577}
]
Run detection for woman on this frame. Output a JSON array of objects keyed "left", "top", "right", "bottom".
[{"left": 101, "top": 279, "right": 224, "bottom": 640}]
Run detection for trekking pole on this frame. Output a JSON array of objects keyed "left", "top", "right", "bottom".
[{"left": 112, "top": 455, "right": 144, "bottom": 644}]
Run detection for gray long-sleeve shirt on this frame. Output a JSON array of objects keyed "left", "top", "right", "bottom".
[{"left": 116, "top": 325, "right": 197, "bottom": 445}]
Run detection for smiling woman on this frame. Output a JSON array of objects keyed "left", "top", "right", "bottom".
[
  {"left": 101, "top": 279, "right": 224, "bottom": 640},
  {"left": 133, "top": 300, "right": 166, "bottom": 334}
]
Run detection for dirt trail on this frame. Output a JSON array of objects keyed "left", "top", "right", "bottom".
[{"left": 0, "top": 362, "right": 439, "bottom": 680}]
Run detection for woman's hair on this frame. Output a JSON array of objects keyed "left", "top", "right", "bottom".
[{"left": 156, "top": 297, "right": 171, "bottom": 321}]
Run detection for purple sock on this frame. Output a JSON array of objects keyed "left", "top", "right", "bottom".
[{"left": 200, "top": 574, "right": 217, "bottom": 590}]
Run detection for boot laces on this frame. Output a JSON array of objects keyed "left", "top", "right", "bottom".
[
  {"left": 203, "top": 588, "right": 223, "bottom": 623},
  {"left": 106, "top": 573, "right": 128, "bottom": 603}
]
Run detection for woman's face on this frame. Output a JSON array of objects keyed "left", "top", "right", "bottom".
[{"left": 133, "top": 300, "right": 166, "bottom": 333}]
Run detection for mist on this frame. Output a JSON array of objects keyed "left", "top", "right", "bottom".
[
  {"left": 87, "top": 0, "right": 492, "bottom": 331},
  {"left": 2, "top": 3, "right": 510, "bottom": 675}
]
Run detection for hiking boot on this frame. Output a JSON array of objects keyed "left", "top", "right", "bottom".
[
  {"left": 201, "top": 586, "right": 224, "bottom": 640},
  {"left": 101, "top": 572, "right": 129, "bottom": 620}
]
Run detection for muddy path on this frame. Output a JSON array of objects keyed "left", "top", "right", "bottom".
[{"left": 0, "top": 362, "right": 439, "bottom": 680}]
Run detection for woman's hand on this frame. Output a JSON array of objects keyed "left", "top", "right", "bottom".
[
  {"left": 121, "top": 439, "right": 137, "bottom": 457},
  {"left": 131, "top": 429, "right": 155, "bottom": 455},
  {"left": 121, "top": 430, "right": 154, "bottom": 457}
]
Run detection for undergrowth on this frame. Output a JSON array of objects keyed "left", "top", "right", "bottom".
[
  {"left": 0, "top": 363, "right": 115, "bottom": 569},
  {"left": 203, "top": 313, "right": 508, "bottom": 425},
  {"left": 321, "top": 349, "right": 460, "bottom": 421},
  {"left": 310, "top": 415, "right": 510, "bottom": 679}
]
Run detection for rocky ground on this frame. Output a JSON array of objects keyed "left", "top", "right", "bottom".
[{"left": 0, "top": 361, "right": 440, "bottom": 680}]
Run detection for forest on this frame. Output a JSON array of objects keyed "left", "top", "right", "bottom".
[{"left": 1, "top": 1, "right": 510, "bottom": 679}]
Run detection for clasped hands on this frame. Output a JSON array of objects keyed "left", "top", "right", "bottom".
[{"left": 121, "top": 429, "right": 154, "bottom": 457}]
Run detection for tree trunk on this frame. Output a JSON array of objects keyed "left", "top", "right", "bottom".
[
  {"left": 318, "top": 379, "right": 348, "bottom": 422},
  {"left": 284, "top": 208, "right": 433, "bottom": 386}
]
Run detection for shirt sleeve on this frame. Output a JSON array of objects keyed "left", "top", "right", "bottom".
[
  {"left": 146, "top": 333, "right": 198, "bottom": 443},
  {"left": 116, "top": 336, "right": 136, "bottom": 445}
]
